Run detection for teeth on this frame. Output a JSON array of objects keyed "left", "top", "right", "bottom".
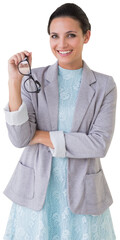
[{"left": 58, "top": 50, "right": 72, "bottom": 54}]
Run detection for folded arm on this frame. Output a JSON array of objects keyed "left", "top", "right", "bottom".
[
  {"left": 4, "top": 75, "right": 117, "bottom": 158},
  {"left": 49, "top": 77, "right": 117, "bottom": 159},
  {"left": 28, "top": 76, "right": 117, "bottom": 159}
]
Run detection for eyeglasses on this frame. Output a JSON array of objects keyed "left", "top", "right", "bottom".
[{"left": 18, "top": 56, "right": 41, "bottom": 93}]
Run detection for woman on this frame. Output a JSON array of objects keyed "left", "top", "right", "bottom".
[{"left": 4, "top": 3, "right": 116, "bottom": 240}]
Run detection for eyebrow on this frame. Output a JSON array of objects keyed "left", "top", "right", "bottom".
[{"left": 50, "top": 31, "right": 77, "bottom": 35}]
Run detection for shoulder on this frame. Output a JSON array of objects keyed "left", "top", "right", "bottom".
[
  {"left": 92, "top": 70, "right": 116, "bottom": 93},
  {"left": 83, "top": 61, "right": 116, "bottom": 94},
  {"left": 92, "top": 70, "right": 114, "bottom": 83}
]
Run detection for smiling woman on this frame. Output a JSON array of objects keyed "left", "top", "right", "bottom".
[
  {"left": 3, "top": 3, "right": 116, "bottom": 240},
  {"left": 49, "top": 17, "right": 91, "bottom": 69}
]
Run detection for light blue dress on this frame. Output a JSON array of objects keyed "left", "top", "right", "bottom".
[{"left": 4, "top": 66, "right": 116, "bottom": 240}]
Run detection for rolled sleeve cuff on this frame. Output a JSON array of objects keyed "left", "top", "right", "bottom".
[
  {"left": 49, "top": 131, "right": 66, "bottom": 158},
  {"left": 4, "top": 102, "right": 29, "bottom": 126}
]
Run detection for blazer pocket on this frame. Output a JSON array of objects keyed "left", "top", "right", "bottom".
[
  {"left": 12, "top": 162, "right": 35, "bottom": 199},
  {"left": 85, "top": 170, "right": 105, "bottom": 205}
]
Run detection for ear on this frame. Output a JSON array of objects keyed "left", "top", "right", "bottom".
[{"left": 84, "top": 30, "right": 91, "bottom": 44}]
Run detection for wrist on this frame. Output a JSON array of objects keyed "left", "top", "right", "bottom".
[
  {"left": 8, "top": 78, "right": 22, "bottom": 89},
  {"left": 29, "top": 130, "right": 54, "bottom": 148},
  {"left": 8, "top": 81, "right": 22, "bottom": 111}
]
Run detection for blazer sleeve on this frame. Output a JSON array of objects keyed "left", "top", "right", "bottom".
[
  {"left": 49, "top": 77, "right": 117, "bottom": 159},
  {"left": 4, "top": 77, "right": 36, "bottom": 148}
]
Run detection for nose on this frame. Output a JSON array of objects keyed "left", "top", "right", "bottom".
[{"left": 58, "top": 37, "right": 68, "bottom": 49}]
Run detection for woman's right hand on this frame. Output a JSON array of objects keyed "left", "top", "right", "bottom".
[
  {"left": 8, "top": 50, "right": 32, "bottom": 83},
  {"left": 8, "top": 51, "right": 32, "bottom": 111}
]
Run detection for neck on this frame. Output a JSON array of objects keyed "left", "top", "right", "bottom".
[{"left": 58, "top": 59, "right": 83, "bottom": 70}]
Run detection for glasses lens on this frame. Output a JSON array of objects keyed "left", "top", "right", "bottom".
[
  {"left": 18, "top": 60, "right": 30, "bottom": 75},
  {"left": 24, "top": 78, "right": 41, "bottom": 93}
]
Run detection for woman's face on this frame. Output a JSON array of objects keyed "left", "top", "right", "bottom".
[{"left": 49, "top": 17, "right": 90, "bottom": 69}]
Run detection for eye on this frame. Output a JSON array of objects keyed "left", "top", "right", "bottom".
[
  {"left": 51, "top": 34, "right": 58, "bottom": 39},
  {"left": 67, "top": 34, "right": 76, "bottom": 38}
]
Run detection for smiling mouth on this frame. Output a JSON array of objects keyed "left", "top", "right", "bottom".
[{"left": 57, "top": 50, "right": 73, "bottom": 55}]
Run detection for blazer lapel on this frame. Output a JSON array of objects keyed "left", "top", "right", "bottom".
[
  {"left": 71, "top": 61, "right": 96, "bottom": 132},
  {"left": 44, "top": 61, "right": 96, "bottom": 132},
  {"left": 44, "top": 62, "right": 59, "bottom": 130}
]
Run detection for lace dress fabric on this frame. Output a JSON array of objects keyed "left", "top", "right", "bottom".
[{"left": 4, "top": 66, "right": 116, "bottom": 240}]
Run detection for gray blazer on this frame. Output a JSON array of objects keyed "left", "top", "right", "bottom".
[{"left": 4, "top": 61, "right": 117, "bottom": 215}]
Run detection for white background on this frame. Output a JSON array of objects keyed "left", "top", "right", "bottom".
[{"left": 0, "top": 0, "right": 120, "bottom": 239}]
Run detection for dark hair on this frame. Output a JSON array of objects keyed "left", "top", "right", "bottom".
[{"left": 47, "top": 3, "right": 91, "bottom": 35}]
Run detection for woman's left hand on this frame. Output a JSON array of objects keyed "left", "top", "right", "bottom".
[{"left": 29, "top": 130, "right": 54, "bottom": 149}]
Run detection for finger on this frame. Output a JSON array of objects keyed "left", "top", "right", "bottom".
[
  {"left": 15, "top": 54, "right": 21, "bottom": 64},
  {"left": 9, "top": 54, "right": 22, "bottom": 66},
  {"left": 16, "top": 52, "right": 26, "bottom": 64},
  {"left": 24, "top": 51, "right": 32, "bottom": 66},
  {"left": 28, "top": 52, "right": 32, "bottom": 66},
  {"left": 15, "top": 51, "right": 29, "bottom": 65},
  {"left": 8, "top": 55, "right": 19, "bottom": 66},
  {"left": 8, "top": 51, "right": 32, "bottom": 66},
  {"left": 24, "top": 50, "right": 31, "bottom": 57},
  {"left": 19, "top": 52, "right": 27, "bottom": 61}
]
